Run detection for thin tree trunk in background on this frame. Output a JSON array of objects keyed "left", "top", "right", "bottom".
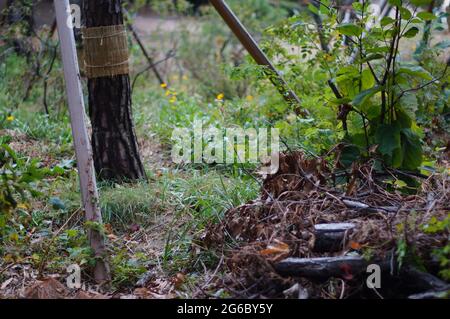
[{"left": 82, "top": 0, "right": 146, "bottom": 182}]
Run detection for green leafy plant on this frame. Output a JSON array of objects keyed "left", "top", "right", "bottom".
[
  {"left": 423, "top": 214, "right": 450, "bottom": 280},
  {"left": 0, "top": 137, "right": 48, "bottom": 253},
  {"left": 240, "top": 0, "right": 449, "bottom": 170}
]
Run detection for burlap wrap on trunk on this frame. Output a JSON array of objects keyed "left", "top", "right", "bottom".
[{"left": 82, "top": 25, "right": 129, "bottom": 78}]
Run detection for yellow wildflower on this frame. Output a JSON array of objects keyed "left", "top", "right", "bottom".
[
  {"left": 6, "top": 115, "right": 14, "bottom": 122},
  {"left": 3, "top": 254, "right": 14, "bottom": 263},
  {"left": 160, "top": 83, "right": 168, "bottom": 88},
  {"left": 17, "top": 203, "right": 29, "bottom": 210},
  {"left": 169, "top": 97, "right": 177, "bottom": 103},
  {"left": 246, "top": 95, "right": 254, "bottom": 101},
  {"left": 216, "top": 93, "right": 224, "bottom": 101}
]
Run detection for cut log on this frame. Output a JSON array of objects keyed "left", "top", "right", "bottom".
[
  {"left": 276, "top": 257, "right": 449, "bottom": 294},
  {"left": 313, "top": 223, "right": 355, "bottom": 252},
  {"left": 275, "top": 256, "right": 370, "bottom": 279}
]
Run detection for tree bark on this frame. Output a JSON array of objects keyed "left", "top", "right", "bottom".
[{"left": 82, "top": 0, "right": 146, "bottom": 182}]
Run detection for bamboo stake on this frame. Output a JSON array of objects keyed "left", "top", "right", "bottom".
[
  {"left": 209, "top": 0, "right": 309, "bottom": 117},
  {"left": 53, "top": 0, "right": 110, "bottom": 283}
]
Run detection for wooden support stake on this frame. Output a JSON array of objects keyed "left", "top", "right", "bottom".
[
  {"left": 53, "top": 0, "right": 110, "bottom": 283},
  {"left": 209, "top": 0, "right": 308, "bottom": 117}
]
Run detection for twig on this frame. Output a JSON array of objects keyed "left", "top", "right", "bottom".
[
  {"left": 43, "top": 41, "right": 59, "bottom": 115},
  {"left": 131, "top": 50, "right": 176, "bottom": 93},
  {"left": 127, "top": 22, "right": 167, "bottom": 87},
  {"left": 392, "top": 64, "right": 449, "bottom": 107}
]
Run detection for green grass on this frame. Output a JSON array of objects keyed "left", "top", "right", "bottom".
[
  {"left": 99, "top": 181, "right": 163, "bottom": 228},
  {"left": 97, "top": 168, "right": 258, "bottom": 273}
]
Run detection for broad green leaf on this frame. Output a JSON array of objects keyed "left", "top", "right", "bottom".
[
  {"left": 375, "top": 124, "right": 401, "bottom": 157},
  {"left": 389, "top": 0, "right": 401, "bottom": 6},
  {"left": 417, "top": 12, "right": 436, "bottom": 21},
  {"left": 434, "top": 40, "right": 450, "bottom": 49},
  {"left": 400, "top": 7, "right": 412, "bottom": 20},
  {"left": 361, "top": 53, "right": 384, "bottom": 63},
  {"left": 352, "top": 85, "right": 382, "bottom": 107},
  {"left": 351, "top": 133, "right": 368, "bottom": 149},
  {"left": 330, "top": 97, "right": 352, "bottom": 105},
  {"left": 308, "top": 4, "right": 319, "bottom": 15},
  {"left": 340, "top": 145, "right": 360, "bottom": 168},
  {"left": 399, "top": 93, "right": 418, "bottom": 121},
  {"left": 410, "top": 18, "right": 422, "bottom": 23},
  {"left": 361, "top": 69, "right": 375, "bottom": 90},
  {"left": 367, "top": 46, "right": 390, "bottom": 54},
  {"left": 337, "top": 65, "right": 359, "bottom": 76},
  {"left": 410, "top": 0, "right": 433, "bottom": 6},
  {"left": 397, "top": 64, "right": 433, "bottom": 81},
  {"left": 385, "top": 27, "right": 400, "bottom": 39},
  {"left": 396, "top": 109, "right": 413, "bottom": 129},
  {"left": 365, "top": 104, "right": 382, "bottom": 121},
  {"left": 403, "top": 27, "right": 419, "bottom": 38},
  {"left": 381, "top": 16, "right": 396, "bottom": 28},
  {"left": 337, "top": 23, "right": 363, "bottom": 37},
  {"left": 392, "top": 147, "right": 404, "bottom": 168},
  {"left": 400, "top": 129, "right": 423, "bottom": 170},
  {"left": 319, "top": 4, "right": 330, "bottom": 15}
]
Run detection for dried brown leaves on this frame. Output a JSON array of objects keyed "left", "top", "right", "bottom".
[{"left": 203, "top": 151, "right": 449, "bottom": 297}]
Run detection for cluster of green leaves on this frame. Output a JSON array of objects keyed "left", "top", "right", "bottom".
[
  {"left": 333, "top": 0, "right": 448, "bottom": 170},
  {"left": 0, "top": 133, "right": 78, "bottom": 261},
  {"left": 0, "top": 136, "right": 47, "bottom": 251},
  {"left": 111, "top": 249, "right": 148, "bottom": 289},
  {"left": 423, "top": 214, "right": 450, "bottom": 280},
  {"left": 235, "top": 0, "right": 449, "bottom": 170}
]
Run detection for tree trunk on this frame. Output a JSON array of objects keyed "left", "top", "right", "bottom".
[{"left": 82, "top": 0, "right": 146, "bottom": 182}]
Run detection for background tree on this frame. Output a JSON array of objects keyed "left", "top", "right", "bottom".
[{"left": 82, "top": 0, "right": 146, "bottom": 182}]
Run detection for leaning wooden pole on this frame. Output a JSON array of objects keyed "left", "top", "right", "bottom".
[
  {"left": 53, "top": 0, "right": 110, "bottom": 283},
  {"left": 209, "top": 0, "right": 309, "bottom": 117}
]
